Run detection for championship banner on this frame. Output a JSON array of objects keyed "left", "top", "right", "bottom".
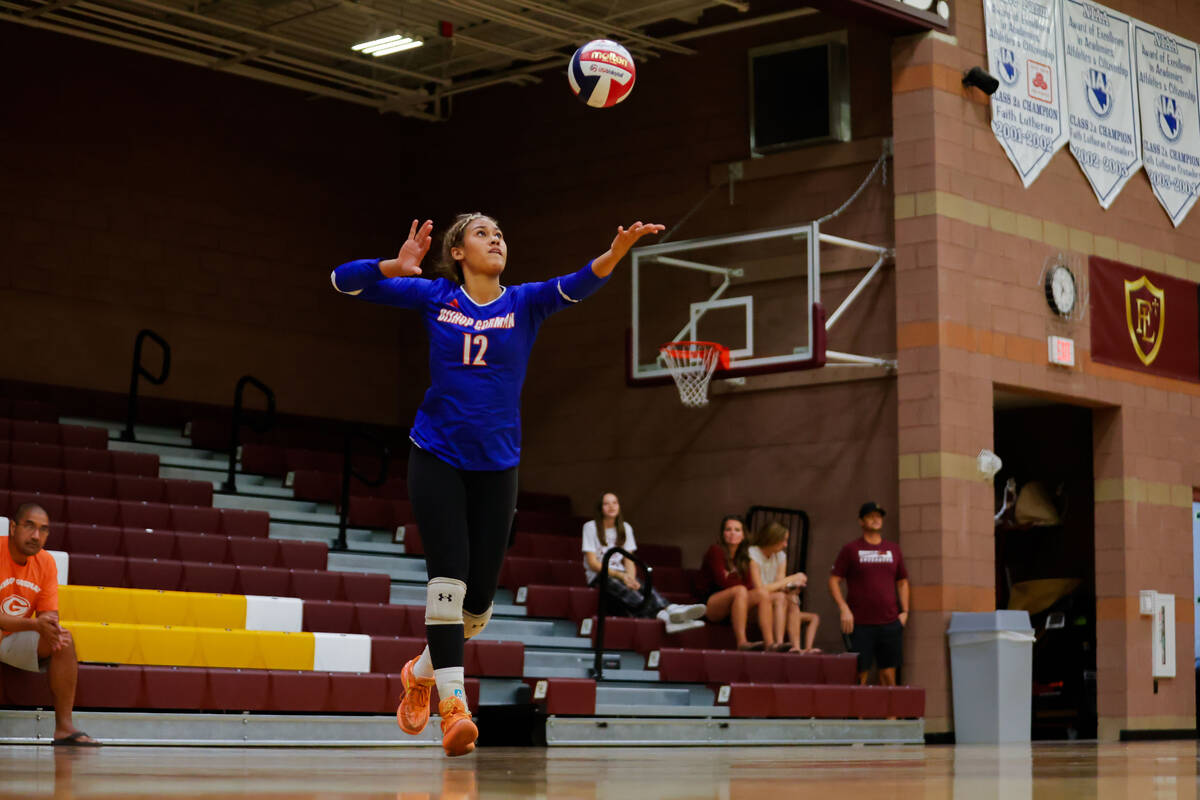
[
  {"left": 1132, "top": 21, "right": 1200, "bottom": 227},
  {"left": 984, "top": 0, "right": 1070, "bottom": 187},
  {"left": 1062, "top": 0, "right": 1141, "bottom": 208},
  {"left": 1089, "top": 256, "right": 1199, "bottom": 382}
]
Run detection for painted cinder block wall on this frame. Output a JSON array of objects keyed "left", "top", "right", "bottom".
[{"left": 892, "top": 1, "right": 1200, "bottom": 737}]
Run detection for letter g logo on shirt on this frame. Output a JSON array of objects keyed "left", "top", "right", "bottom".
[{"left": 1, "top": 595, "right": 31, "bottom": 616}]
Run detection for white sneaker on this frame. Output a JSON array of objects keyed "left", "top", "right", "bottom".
[
  {"left": 665, "top": 603, "right": 707, "bottom": 624},
  {"left": 663, "top": 618, "right": 705, "bottom": 635}
]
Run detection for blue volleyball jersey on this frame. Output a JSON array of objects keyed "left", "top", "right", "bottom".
[{"left": 331, "top": 259, "right": 609, "bottom": 470}]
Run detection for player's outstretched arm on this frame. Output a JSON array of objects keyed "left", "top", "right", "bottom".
[
  {"left": 590, "top": 221, "right": 665, "bottom": 278},
  {"left": 331, "top": 219, "right": 434, "bottom": 302}
]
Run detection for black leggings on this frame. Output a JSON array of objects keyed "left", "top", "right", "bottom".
[{"left": 407, "top": 445, "right": 518, "bottom": 670}]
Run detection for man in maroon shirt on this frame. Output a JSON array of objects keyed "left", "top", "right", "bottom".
[{"left": 828, "top": 502, "right": 910, "bottom": 685}]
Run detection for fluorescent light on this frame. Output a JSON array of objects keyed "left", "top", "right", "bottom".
[
  {"left": 368, "top": 39, "right": 423, "bottom": 56},
  {"left": 351, "top": 34, "right": 424, "bottom": 57}
]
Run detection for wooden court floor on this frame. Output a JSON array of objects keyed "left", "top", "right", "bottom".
[{"left": 0, "top": 742, "right": 1197, "bottom": 799}]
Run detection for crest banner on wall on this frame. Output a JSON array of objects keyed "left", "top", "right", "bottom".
[
  {"left": 1062, "top": 0, "right": 1142, "bottom": 208},
  {"left": 1132, "top": 20, "right": 1200, "bottom": 226},
  {"left": 983, "top": 0, "right": 1070, "bottom": 186}
]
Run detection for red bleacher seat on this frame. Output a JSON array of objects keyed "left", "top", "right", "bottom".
[
  {"left": 12, "top": 491, "right": 66, "bottom": 520},
  {"left": 181, "top": 561, "right": 238, "bottom": 594},
  {"left": 566, "top": 587, "right": 597, "bottom": 622},
  {"left": 341, "top": 572, "right": 391, "bottom": 604},
  {"left": 116, "top": 476, "right": 165, "bottom": 503},
  {"left": 850, "top": 685, "right": 891, "bottom": 719},
  {"left": 119, "top": 500, "right": 172, "bottom": 529},
  {"left": 228, "top": 537, "right": 279, "bottom": 567},
  {"left": 818, "top": 654, "right": 858, "bottom": 685},
  {"left": 549, "top": 560, "right": 583, "bottom": 587},
  {"left": 402, "top": 524, "right": 423, "bottom": 555},
  {"left": 277, "top": 540, "right": 327, "bottom": 571},
  {"left": 525, "top": 677, "right": 595, "bottom": 715},
  {"left": 302, "top": 600, "right": 356, "bottom": 633},
  {"left": 59, "top": 424, "right": 109, "bottom": 450},
  {"left": 354, "top": 603, "right": 411, "bottom": 636},
  {"left": 11, "top": 442, "right": 60, "bottom": 468},
  {"left": 220, "top": 509, "right": 269, "bottom": 538},
  {"left": 466, "top": 640, "right": 524, "bottom": 678},
  {"left": 208, "top": 668, "right": 270, "bottom": 711},
  {"left": 64, "top": 470, "right": 115, "bottom": 498},
  {"left": 171, "top": 505, "right": 221, "bottom": 534},
  {"left": 63, "top": 446, "right": 109, "bottom": 473},
  {"left": 76, "top": 663, "right": 143, "bottom": 708},
  {"left": 812, "top": 686, "right": 854, "bottom": 719},
  {"left": 510, "top": 532, "right": 576, "bottom": 559},
  {"left": 370, "top": 635, "right": 425, "bottom": 673},
  {"left": 10, "top": 465, "right": 63, "bottom": 494},
  {"left": 772, "top": 685, "right": 815, "bottom": 718},
  {"left": 523, "top": 585, "right": 569, "bottom": 619},
  {"left": 126, "top": 557, "right": 183, "bottom": 591},
  {"left": 11, "top": 421, "right": 60, "bottom": 445},
  {"left": 328, "top": 672, "right": 388, "bottom": 713},
  {"left": 637, "top": 543, "right": 683, "bottom": 568},
  {"left": 236, "top": 565, "right": 291, "bottom": 596},
  {"left": 704, "top": 651, "right": 745, "bottom": 684},
  {"left": 889, "top": 686, "right": 925, "bottom": 718},
  {"left": 291, "top": 470, "right": 341, "bottom": 504},
  {"left": 241, "top": 444, "right": 286, "bottom": 477},
  {"left": 657, "top": 648, "right": 705, "bottom": 683},
  {"left": 67, "top": 553, "right": 125, "bottom": 587},
  {"left": 348, "top": 496, "right": 395, "bottom": 530},
  {"left": 286, "top": 448, "right": 342, "bottom": 474},
  {"left": 744, "top": 652, "right": 789, "bottom": 683},
  {"left": 174, "top": 532, "right": 229, "bottom": 563},
  {"left": 289, "top": 569, "right": 341, "bottom": 601},
  {"left": 64, "top": 523, "right": 122, "bottom": 555},
  {"left": 142, "top": 666, "right": 208, "bottom": 710},
  {"left": 108, "top": 451, "right": 158, "bottom": 477},
  {"left": 165, "top": 480, "right": 213, "bottom": 507},
  {"left": 122, "top": 529, "right": 176, "bottom": 560},
  {"left": 0, "top": 663, "right": 54, "bottom": 706},
  {"left": 727, "top": 684, "right": 774, "bottom": 717}
]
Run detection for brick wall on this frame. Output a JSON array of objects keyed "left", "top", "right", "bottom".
[{"left": 893, "top": 0, "right": 1200, "bottom": 736}]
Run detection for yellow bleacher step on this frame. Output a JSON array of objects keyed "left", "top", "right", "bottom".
[
  {"left": 59, "top": 585, "right": 247, "bottom": 629},
  {"left": 69, "top": 621, "right": 315, "bottom": 670}
]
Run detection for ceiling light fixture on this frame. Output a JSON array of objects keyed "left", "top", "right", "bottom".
[{"left": 352, "top": 34, "right": 424, "bottom": 57}]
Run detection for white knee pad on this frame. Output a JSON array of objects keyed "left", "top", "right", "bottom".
[
  {"left": 462, "top": 604, "right": 493, "bottom": 639},
  {"left": 425, "top": 577, "right": 466, "bottom": 626}
]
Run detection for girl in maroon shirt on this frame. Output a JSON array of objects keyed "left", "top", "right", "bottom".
[{"left": 701, "top": 515, "right": 767, "bottom": 651}]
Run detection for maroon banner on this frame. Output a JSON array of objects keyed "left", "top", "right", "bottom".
[{"left": 1089, "top": 257, "right": 1199, "bottom": 383}]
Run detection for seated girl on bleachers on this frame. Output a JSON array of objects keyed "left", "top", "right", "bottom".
[
  {"left": 748, "top": 522, "right": 821, "bottom": 653},
  {"left": 701, "top": 515, "right": 768, "bottom": 651},
  {"left": 581, "top": 492, "right": 707, "bottom": 635}
]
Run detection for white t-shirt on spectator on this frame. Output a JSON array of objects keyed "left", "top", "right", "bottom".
[
  {"left": 748, "top": 545, "right": 786, "bottom": 586},
  {"left": 581, "top": 520, "right": 637, "bottom": 584}
]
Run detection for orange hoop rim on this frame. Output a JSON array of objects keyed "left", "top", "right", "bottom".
[{"left": 657, "top": 340, "right": 731, "bottom": 369}]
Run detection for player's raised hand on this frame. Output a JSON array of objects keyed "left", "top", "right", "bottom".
[
  {"left": 610, "top": 221, "right": 665, "bottom": 260},
  {"left": 381, "top": 219, "right": 433, "bottom": 278}
]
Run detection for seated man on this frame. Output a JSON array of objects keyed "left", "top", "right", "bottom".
[{"left": 0, "top": 503, "right": 100, "bottom": 746}]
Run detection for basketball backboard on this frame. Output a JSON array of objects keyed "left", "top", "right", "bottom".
[{"left": 629, "top": 222, "right": 826, "bottom": 383}]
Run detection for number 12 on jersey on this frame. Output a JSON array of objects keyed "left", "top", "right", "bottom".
[{"left": 462, "top": 333, "right": 488, "bottom": 366}]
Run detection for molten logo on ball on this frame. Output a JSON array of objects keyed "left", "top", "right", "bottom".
[{"left": 568, "top": 39, "right": 636, "bottom": 108}]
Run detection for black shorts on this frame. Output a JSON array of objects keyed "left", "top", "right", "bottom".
[{"left": 848, "top": 621, "right": 903, "bottom": 672}]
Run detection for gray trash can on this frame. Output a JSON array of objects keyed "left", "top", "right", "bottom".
[{"left": 947, "top": 610, "right": 1036, "bottom": 744}]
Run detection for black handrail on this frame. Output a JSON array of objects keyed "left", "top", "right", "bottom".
[
  {"left": 591, "top": 546, "right": 654, "bottom": 681},
  {"left": 333, "top": 428, "right": 391, "bottom": 552},
  {"left": 121, "top": 329, "right": 171, "bottom": 442},
  {"left": 222, "top": 376, "right": 276, "bottom": 492},
  {"left": 745, "top": 505, "right": 811, "bottom": 604}
]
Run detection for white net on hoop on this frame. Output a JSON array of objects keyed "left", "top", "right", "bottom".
[{"left": 658, "top": 341, "right": 728, "bottom": 408}]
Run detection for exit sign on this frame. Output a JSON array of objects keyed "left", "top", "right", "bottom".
[{"left": 1048, "top": 336, "right": 1075, "bottom": 367}]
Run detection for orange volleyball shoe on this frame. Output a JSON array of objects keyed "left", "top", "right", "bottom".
[
  {"left": 438, "top": 696, "right": 478, "bottom": 757},
  {"left": 395, "top": 656, "right": 435, "bottom": 735}
]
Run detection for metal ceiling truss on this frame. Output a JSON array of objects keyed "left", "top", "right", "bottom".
[{"left": 2, "top": 0, "right": 812, "bottom": 119}]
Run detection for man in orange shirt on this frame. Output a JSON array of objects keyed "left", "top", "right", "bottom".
[{"left": 1, "top": 503, "right": 99, "bottom": 746}]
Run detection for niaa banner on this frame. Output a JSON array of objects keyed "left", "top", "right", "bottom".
[
  {"left": 1062, "top": 0, "right": 1141, "bottom": 208},
  {"left": 1133, "top": 21, "right": 1200, "bottom": 227},
  {"left": 984, "top": 0, "right": 1070, "bottom": 187}
]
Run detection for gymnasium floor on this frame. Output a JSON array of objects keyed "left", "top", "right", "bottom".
[{"left": 1, "top": 741, "right": 1196, "bottom": 799}]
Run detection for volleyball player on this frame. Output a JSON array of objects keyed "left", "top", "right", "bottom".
[{"left": 331, "top": 214, "right": 663, "bottom": 756}]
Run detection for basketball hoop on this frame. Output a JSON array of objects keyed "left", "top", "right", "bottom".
[{"left": 658, "top": 341, "right": 730, "bottom": 408}]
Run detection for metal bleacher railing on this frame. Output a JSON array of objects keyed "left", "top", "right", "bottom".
[
  {"left": 121, "top": 329, "right": 171, "bottom": 442},
  {"left": 333, "top": 428, "right": 391, "bottom": 552},
  {"left": 591, "top": 546, "right": 654, "bottom": 681},
  {"left": 223, "top": 376, "right": 276, "bottom": 493}
]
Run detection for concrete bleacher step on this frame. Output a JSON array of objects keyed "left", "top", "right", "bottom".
[
  {"left": 214, "top": 492, "right": 333, "bottom": 518},
  {"left": 329, "top": 552, "right": 428, "bottom": 581},
  {"left": 543, "top": 717, "right": 924, "bottom": 746},
  {"left": 597, "top": 683, "right": 714, "bottom": 708}
]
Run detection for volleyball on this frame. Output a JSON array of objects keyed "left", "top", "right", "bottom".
[{"left": 568, "top": 39, "right": 636, "bottom": 108}]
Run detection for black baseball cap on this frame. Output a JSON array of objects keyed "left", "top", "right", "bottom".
[{"left": 858, "top": 502, "right": 886, "bottom": 519}]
